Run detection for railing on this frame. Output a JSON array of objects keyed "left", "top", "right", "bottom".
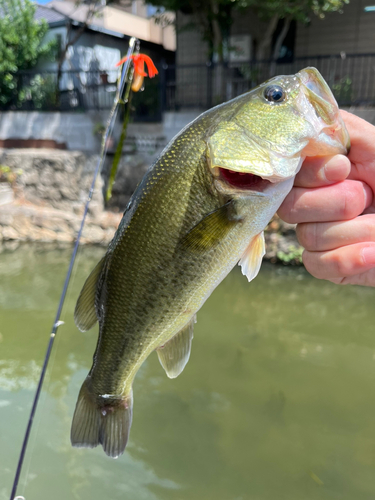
[
  {"left": 1, "top": 54, "right": 374, "bottom": 119},
  {"left": 0, "top": 69, "right": 162, "bottom": 121},
  {"left": 164, "top": 53, "right": 375, "bottom": 110}
]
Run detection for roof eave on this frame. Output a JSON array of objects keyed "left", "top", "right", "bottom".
[{"left": 48, "top": 20, "right": 67, "bottom": 28}]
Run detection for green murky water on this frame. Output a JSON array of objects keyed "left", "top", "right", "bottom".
[{"left": 1, "top": 244, "right": 375, "bottom": 500}]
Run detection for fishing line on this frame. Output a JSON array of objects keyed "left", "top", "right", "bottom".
[{"left": 9, "top": 36, "right": 139, "bottom": 500}]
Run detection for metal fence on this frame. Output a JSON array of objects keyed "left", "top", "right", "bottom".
[
  {"left": 164, "top": 53, "right": 375, "bottom": 110},
  {"left": 1, "top": 54, "right": 375, "bottom": 119},
  {"left": 0, "top": 68, "right": 162, "bottom": 121}
]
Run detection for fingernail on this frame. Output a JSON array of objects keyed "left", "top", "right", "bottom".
[
  {"left": 324, "top": 155, "right": 350, "bottom": 182},
  {"left": 361, "top": 246, "right": 375, "bottom": 266}
]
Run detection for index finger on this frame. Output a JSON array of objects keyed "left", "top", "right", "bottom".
[
  {"left": 340, "top": 110, "right": 375, "bottom": 166},
  {"left": 294, "top": 154, "right": 350, "bottom": 188}
]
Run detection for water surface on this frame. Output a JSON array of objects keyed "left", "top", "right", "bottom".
[{"left": 1, "top": 244, "right": 375, "bottom": 500}]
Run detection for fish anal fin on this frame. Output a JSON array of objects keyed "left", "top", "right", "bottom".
[
  {"left": 74, "top": 255, "right": 106, "bottom": 332},
  {"left": 157, "top": 315, "right": 196, "bottom": 379},
  {"left": 180, "top": 201, "right": 238, "bottom": 253},
  {"left": 71, "top": 378, "right": 133, "bottom": 459},
  {"left": 239, "top": 231, "right": 265, "bottom": 282}
]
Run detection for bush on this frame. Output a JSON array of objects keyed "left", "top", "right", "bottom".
[{"left": 0, "top": 0, "right": 56, "bottom": 108}]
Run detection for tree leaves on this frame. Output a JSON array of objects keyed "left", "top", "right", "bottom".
[{"left": 0, "top": 0, "right": 57, "bottom": 107}]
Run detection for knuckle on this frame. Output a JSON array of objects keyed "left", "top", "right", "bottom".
[
  {"left": 302, "top": 250, "right": 324, "bottom": 279},
  {"left": 332, "top": 255, "right": 348, "bottom": 277},
  {"left": 303, "top": 249, "right": 349, "bottom": 280},
  {"left": 362, "top": 215, "right": 375, "bottom": 242},
  {"left": 296, "top": 223, "right": 318, "bottom": 250},
  {"left": 278, "top": 190, "right": 297, "bottom": 223},
  {"left": 338, "top": 183, "right": 365, "bottom": 220},
  {"left": 331, "top": 250, "right": 361, "bottom": 277}
]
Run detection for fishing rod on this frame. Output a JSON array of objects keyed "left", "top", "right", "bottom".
[{"left": 9, "top": 36, "right": 139, "bottom": 500}]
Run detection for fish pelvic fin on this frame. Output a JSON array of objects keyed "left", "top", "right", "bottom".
[
  {"left": 156, "top": 315, "right": 196, "bottom": 379},
  {"left": 239, "top": 231, "right": 266, "bottom": 282},
  {"left": 74, "top": 255, "right": 107, "bottom": 332},
  {"left": 71, "top": 378, "right": 133, "bottom": 459}
]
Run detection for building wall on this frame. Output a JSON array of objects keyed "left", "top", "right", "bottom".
[
  {"left": 295, "top": 0, "right": 375, "bottom": 57},
  {"left": 36, "top": 26, "right": 68, "bottom": 72},
  {"left": 176, "top": 1, "right": 375, "bottom": 66},
  {"left": 49, "top": 0, "right": 176, "bottom": 52},
  {"left": 230, "top": 8, "right": 270, "bottom": 58},
  {"left": 176, "top": 12, "right": 209, "bottom": 65}
]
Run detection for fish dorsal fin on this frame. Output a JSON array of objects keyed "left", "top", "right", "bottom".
[
  {"left": 74, "top": 255, "right": 106, "bottom": 332},
  {"left": 156, "top": 315, "right": 196, "bottom": 379},
  {"left": 181, "top": 201, "right": 238, "bottom": 253},
  {"left": 239, "top": 231, "right": 265, "bottom": 282}
]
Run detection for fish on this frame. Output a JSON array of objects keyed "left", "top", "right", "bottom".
[{"left": 71, "top": 67, "right": 349, "bottom": 458}]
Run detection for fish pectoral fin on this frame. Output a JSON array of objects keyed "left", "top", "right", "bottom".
[
  {"left": 239, "top": 231, "right": 266, "bottom": 282},
  {"left": 74, "top": 255, "right": 106, "bottom": 332},
  {"left": 180, "top": 201, "right": 238, "bottom": 253},
  {"left": 157, "top": 315, "right": 196, "bottom": 379}
]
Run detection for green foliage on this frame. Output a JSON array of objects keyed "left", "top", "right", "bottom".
[
  {"left": 93, "top": 122, "right": 106, "bottom": 137},
  {"left": 148, "top": 0, "right": 235, "bottom": 60},
  {"left": 277, "top": 245, "right": 303, "bottom": 265},
  {"left": 0, "top": 164, "right": 22, "bottom": 185},
  {"left": 0, "top": 0, "right": 57, "bottom": 107},
  {"left": 18, "top": 74, "right": 58, "bottom": 109},
  {"left": 148, "top": 0, "right": 349, "bottom": 21},
  {"left": 147, "top": 0, "right": 349, "bottom": 59},
  {"left": 332, "top": 76, "right": 353, "bottom": 104},
  {"left": 246, "top": 0, "right": 349, "bottom": 23}
]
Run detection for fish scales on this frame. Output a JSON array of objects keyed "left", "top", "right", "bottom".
[
  {"left": 71, "top": 68, "right": 350, "bottom": 458},
  {"left": 91, "top": 118, "right": 240, "bottom": 395}
]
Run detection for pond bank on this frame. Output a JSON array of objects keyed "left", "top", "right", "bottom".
[
  {"left": 0, "top": 147, "right": 302, "bottom": 263},
  {"left": 0, "top": 199, "right": 122, "bottom": 246},
  {"left": 0, "top": 199, "right": 302, "bottom": 263}
]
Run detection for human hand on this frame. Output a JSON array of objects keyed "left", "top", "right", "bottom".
[{"left": 278, "top": 110, "right": 375, "bottom": 286}]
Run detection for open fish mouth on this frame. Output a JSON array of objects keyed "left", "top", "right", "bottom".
[{"left": 218, "top": 168, "right": 272, "bottom": 192}]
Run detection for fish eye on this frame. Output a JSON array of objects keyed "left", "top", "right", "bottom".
[{"left": 263, "top": 85, "right": 286, "bottom": 103}]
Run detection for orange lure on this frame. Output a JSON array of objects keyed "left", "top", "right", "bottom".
[{"left": 116, "top": 54, "right": 158, "bottom": 92}]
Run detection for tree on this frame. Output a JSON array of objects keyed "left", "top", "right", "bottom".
[
  {"left": 54, "top": 0, "right": 132, "bottom": 92},
  {"left": 149, "top": 0, "right": 235, "bottom": 62},
  {"left": 55, "top": 0, "right": 105, "bottom": 89},
  {"left": 0, "top": 0, "right": 56, "bottom": 107},
  {"left": 253, "top": 0, "right": 349, "bottom": 61},
  {"left": 148, "top": 0, "right": 349, "bottom": 62}
]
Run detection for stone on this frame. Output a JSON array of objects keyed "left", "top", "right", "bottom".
[
  {"left": 0, "top": 184, "right": 14, "bottom": 206},
  {"left": 1, "top": 226, "right": 20, "bottom": 240},
  {"left": 81, "top": 225, "right": 106, "bottom": 244}
]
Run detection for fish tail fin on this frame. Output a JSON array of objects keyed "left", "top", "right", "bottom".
[
  {"left": 99, "top": 391, "right": 133, "bottom": 459},
  {"left": 71, "top": 378, "right": 133, "bottom": 459},
  {"left": 71, "top": 379, "right": 101, "bottom": 449}
]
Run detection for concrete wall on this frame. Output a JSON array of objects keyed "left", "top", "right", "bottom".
[
  {"left": 0, "top": 111, "right": 109, "bottom": 152},
  {"left": 1, "top": 106, "right": 374, "bottom": 159},
  {"left": 0, "top": 110, "right": 198, "bottom": 153}
]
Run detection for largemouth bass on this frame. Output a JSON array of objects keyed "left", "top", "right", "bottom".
[{"left": 71, "top": 68, "right": 349, "bottom": 458}]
